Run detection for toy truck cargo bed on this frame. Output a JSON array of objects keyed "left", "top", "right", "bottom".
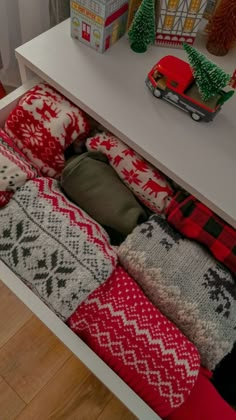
[{"left": 185, "top": 83, "right": 221, "bottom": 110}]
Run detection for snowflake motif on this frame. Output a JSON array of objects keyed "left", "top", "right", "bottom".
[
  {"left": 21, "top": 124, "right": 44, "bottom": 146},
  {"left": 122, "top": 168, "right": 142, "bottom": 186},
  {"left": 101, "top": 138, "right": 118, "bottom": 150}
]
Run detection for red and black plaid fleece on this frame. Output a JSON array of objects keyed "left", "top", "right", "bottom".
[{"left": 165, "top": 191, "right": 236, "bottom": 277}]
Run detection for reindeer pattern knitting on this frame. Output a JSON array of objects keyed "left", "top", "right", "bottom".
[{"left": 86, "top": 132, "right": 173, "bottom": 213}]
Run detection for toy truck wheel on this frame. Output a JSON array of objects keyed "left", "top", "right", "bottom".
[
  {"left": 153, "top": 88, "right": 162, "bottom": 98},
  {"left": 191, "top": 112, "right": 202, "bottom": 122}
]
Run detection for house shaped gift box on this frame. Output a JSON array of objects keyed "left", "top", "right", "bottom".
[
  {"left": 71, "top": 0, "right": 128, "bottom": 52},
  {"left": 156, "top": 0, "right": 208, "bottom": 48}
]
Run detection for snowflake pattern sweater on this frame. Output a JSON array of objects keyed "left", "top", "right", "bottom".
[
  {"left": 5, "top": 83, "right": 90, "bottom": 178},
  {"left": 0, "top": 178, "right": 117, "bottom": 320}
]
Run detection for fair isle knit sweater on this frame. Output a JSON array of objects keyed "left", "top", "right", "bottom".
[
  {"left": 118, "top": 214, "right": 236, "bottom": 370},
  {"left": 0, "top": 178, "right": 117, "bottom": 321}
]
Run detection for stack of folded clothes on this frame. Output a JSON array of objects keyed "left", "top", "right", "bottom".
[
  {"left": 164, "top": 191, "right": 236, "bottom": 406},
  {"left": 0, "top": 81, "right": 235, "bottom": 419}
]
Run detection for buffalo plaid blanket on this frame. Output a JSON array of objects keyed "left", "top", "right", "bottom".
[{"left": 165, "top": 191, "right": 236, "bottom": 277}]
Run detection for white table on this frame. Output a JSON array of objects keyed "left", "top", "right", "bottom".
[{"left": 15, "top": 19, "right": 236, "bottom": 228}]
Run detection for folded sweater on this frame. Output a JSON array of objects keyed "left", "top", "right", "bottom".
[
  {"left": 86, "top": 132, "right": 173, "bottom": 214},
  {"left": 68, "top": 266, "right": 200, "bottom": 418},
  {"left": 5, "top": 83, "right": 90, "bottom": 178},
  {"left": 118, "top": 215, "right": 236, "bottom": 370}
]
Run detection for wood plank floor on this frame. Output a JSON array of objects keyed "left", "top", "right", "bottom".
[{"left": 0, "top": 280, "right": 136, "bottom": 420}]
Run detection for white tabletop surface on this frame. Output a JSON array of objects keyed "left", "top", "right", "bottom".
[{"left": 16, "top": 20, "right": 236, "bottom": 227}]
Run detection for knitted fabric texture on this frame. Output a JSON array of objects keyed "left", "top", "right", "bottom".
[
  {"left": 86, "top": 132, "right": 173, "bottom": 213},
  {"left": 68, "top": 266, "right": 200, "bottom": 418},
  {"left": 5, "top": 83, "right": 90, "bottom": 178},
  {"left": 61, "top": 151, "right": 147, "bottom": 236},
  {"left": 166, "top": 368, "right": 236, "bottom": 420},
  {"left": 166, "top": 191, "right": 236, "bottom": 277},
  {"left": 118, "top": 215, "right": 236, "bottom": 370},
  {"left": 0, "top": 178, "right": 117, "bottom": 321},
  {"left": 0, "top": 129, "right": 39, "bottom": 207}
]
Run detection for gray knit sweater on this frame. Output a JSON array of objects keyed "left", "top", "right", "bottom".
[
  {"left": 0, "top": 178, "right": 117, "bottom": 321},
  {"left": 118, "top": 215, "right": 236, "bottom": 370}
]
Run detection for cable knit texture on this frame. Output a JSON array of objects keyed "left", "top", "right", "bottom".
[
  {"left": 0, "top": 178, "right": 117, "bottom": 321},
  {"left": 118, "top": 215, "right": 236, "bottom": 370},
  {"left": 68, "top": 266, "right": 200, "bottom": 418}
]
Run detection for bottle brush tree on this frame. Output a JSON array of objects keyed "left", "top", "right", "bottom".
[
  {"left": 183, "top": 43, "right": 232, "bottom": 102},
  {"left": 128, "top": 0, "right": 156, "bottom": 53},
  {"left": 207, "top": 0, "right": 236, "bottom": 56}
]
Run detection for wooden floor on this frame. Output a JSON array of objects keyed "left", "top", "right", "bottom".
[{"left": 0, "top": 280, "right": 136, "bottom": 420}]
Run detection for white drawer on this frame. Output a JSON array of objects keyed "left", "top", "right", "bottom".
[{"left": 0, "top": 79, "right": 161, "bottom": 420}]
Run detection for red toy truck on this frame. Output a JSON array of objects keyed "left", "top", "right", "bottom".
[{"left": 146, "top": 56, "right": 229, "bottom": 122}]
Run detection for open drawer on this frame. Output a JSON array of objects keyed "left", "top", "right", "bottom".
[
  {"left": 1, "top": 74, "right": 236, "bottom": 420},
  {"left": 0, "top": 78, "right": 162, "bottom": 420}
]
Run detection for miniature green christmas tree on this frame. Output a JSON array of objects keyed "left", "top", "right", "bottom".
[
  {"left": 183, "top": 43, "right": 231, "bottom": 101},
  {"left": 128, "top": 0, "right": 155, "bottom": 53}
]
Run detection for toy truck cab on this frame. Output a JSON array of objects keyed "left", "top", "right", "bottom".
[{"left": 146, "top": 56, "right": 224, "bottom": 122}]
